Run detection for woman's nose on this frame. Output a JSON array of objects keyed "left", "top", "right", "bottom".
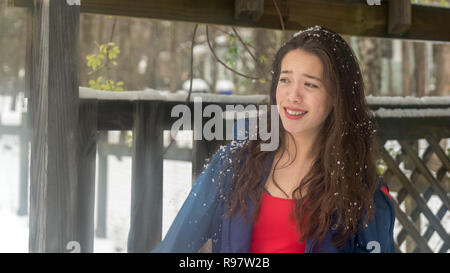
[{"left": 287, "top": 84, "right": 303, "bottom": 103}]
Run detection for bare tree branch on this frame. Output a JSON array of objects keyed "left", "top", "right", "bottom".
[
  {"left": 205, "top": 25, "right": 260, "bottom": 81},
  {"left": 231, "top": 27, "right": 267, "bottom": 81}
]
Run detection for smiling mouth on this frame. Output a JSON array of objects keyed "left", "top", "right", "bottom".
[
  {"left": 285, "top": 108, "right": 307, "bottom": 115},
  {"left": 283, "top": 107, "right": 308, "bottom": 119}
]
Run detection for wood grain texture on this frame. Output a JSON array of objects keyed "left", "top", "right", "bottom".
[
  {"left": 12, "top": 0, "right": 450, "bottom": 42},
  {"left": 376, "top": 117, "right": 450, "bottom": 140},
  {"left": 29, "top": 0, "right": 80, "bottom": 253},
  {"left": 127, "top": 102, "right": 164, "bottom": 252},
  {"left": 77, "top": 100, "right": 99, "bottom": 252},
  {"left": 388, "top": 0, "right": 411, "bottom": 35}
]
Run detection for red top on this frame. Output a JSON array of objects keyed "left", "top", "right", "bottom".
[{"left": 250, "top": 192, "right": 307, "bottom": 253}]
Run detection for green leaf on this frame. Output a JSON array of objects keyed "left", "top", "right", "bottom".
[
  {"left": 228, "top": 47, "right": 237, "bottom": 55},
  {"left": 259, "top": 55, "right": 267, "bottom": 63},
  {"left": 228, "top": 33, "right": 236, "bottom": 43},
  {"left": 99, "top": 44, "right": 106, "bottom": 54}
]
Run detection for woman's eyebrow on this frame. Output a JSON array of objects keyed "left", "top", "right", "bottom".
[
  {"left": 303, "top": 73, "right": 322, "bottom": 82},
  {"left": 280, "top": 70, "right": 322, "bottom": 82},
  {"left": 280, "top": 70, "right": 292, "bottom": 74}
]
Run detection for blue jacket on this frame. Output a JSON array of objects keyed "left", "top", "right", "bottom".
[{"left": 152, "top": 124, "right": 396, "bottom": 253}]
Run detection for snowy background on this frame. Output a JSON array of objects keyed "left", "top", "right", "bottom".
[{"left": 0, "top": 93, "right": 448, "bottom": 252}]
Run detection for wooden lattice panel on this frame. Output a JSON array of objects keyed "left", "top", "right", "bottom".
[{"left": 380, "top": 137, "right": 450, "bottom": 253}]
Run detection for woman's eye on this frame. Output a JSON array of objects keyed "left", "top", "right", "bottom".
[
  {"left": 279, "top": 78, "right": 290, "bottom": 83},
  {"left": 305, "top": 82, "right": 319, "bottom": 88}
]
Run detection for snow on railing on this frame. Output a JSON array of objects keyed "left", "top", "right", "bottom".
[
  {"left": 79, "top": 87, "right": 268, "bottom": 104},
  {"left": 80, "top": 87, "right": 450, "bottom": 117}
]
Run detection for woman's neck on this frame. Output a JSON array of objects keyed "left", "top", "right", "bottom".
[{"left": 281, "top": 131, "right": 320, "bottom": 166}]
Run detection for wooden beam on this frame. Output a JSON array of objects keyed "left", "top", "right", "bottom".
[
  {"left": 376, "top": 117, "right": 450, "bottom": 140},
  {"left": 12, "top": 0, "right": 450, "bottom": 42},
  {"left": 127, "top": 102, "right": 164, "bottom": 252},
  {"left": 97, "top": 100, "right": 133, "bottom": 130},
  {"left": 29, "top": 0, "right": 81, "bottom": 252}
]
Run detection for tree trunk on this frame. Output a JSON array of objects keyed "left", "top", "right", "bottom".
[
  {"left": 168, "top": 22, "right": 180, "bottom": 93},
  {"left": 432, "top": 44, "right": 450, "bottom": 96},
  {"left": 381, "top": 39, "right": 394, "bottom": 96},
  {"left": 210, "top": 27, "right": 218, "bottom": 93},
  {"left": 402, "top": 41, "right": 412, "bottom": 96},
  {"left": 357, "top": 38, "right": 382, "bottom": 96},
  {"left": 413, "top": 42, "right": 427, "bottom": 97},
  {"left": 252, "top": 29, "right": 271, "bottom": 94}
]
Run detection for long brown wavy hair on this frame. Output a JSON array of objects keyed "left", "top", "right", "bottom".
[{"left": 220, "top": 26, "right": 382, "bottom": 250}]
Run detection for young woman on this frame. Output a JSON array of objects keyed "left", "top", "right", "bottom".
[{"left": 153, "top": 25, "right": 395, "bottom": 253}]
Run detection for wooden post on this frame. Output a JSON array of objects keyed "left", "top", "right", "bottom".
[
  {"left": 96, "top": 131, "right": 108, "bottom": 238},
  {"left": 128, "top": 102, "right": 164, "bottom": 253},
  {"left": 77, "top": 100, "right": 98, "bottom": 252},
  {"left": 192, "top": 139, "right": 209, "bottom": 185},
  {"left": 29, "top": 0, "right": 80, "bottom": 252},
  {"left": 388, "top": 0, "right": 411, "bottom": 35},
  {"left": 234, "top": 0, "right": 265, "bottom": 22}
]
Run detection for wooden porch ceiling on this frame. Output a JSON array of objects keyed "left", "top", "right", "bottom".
[{"left": 11, "top": 0, "right": 450, "bottom": 42}]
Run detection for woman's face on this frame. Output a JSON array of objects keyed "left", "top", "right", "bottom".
[{"left": 276, "top": 49, "right": 333, "bottom": 139}]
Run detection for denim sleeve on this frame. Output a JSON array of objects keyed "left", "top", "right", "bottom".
[{"left": 353, "top": 182, "right": 396, "bottom": 253}]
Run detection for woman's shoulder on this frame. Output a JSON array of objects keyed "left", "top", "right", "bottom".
[
  {"left": 373, "top": 176, "right": 394, "bottom": 217},
  {"left": 352, "top": 176, "right": 396, "bottom": 253}
]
